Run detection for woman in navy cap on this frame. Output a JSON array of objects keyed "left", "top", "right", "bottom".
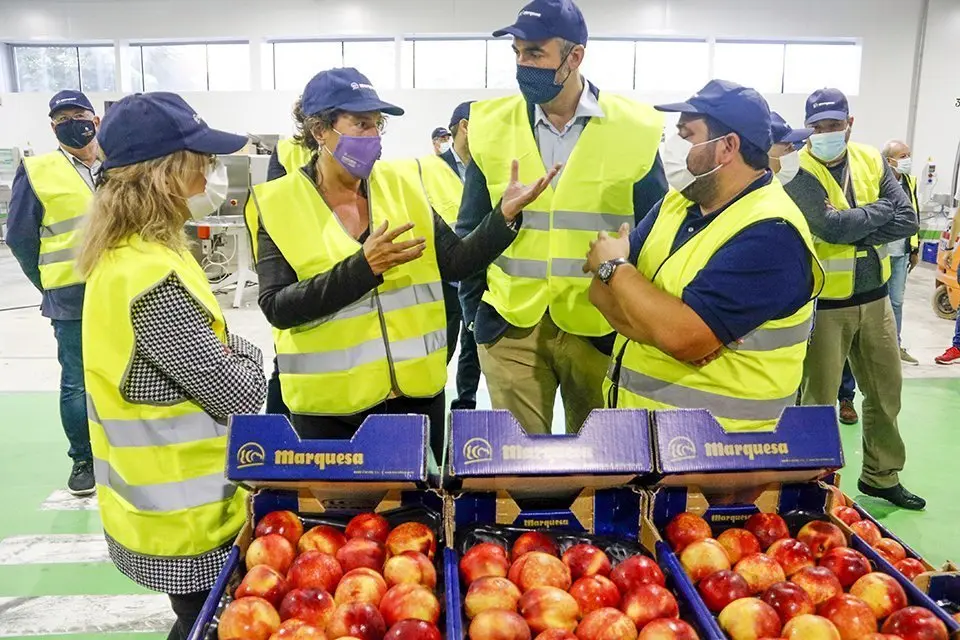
[
  {"left": 77, "top": 93, "right": 267, "bottom": 639},
  {"left": 250, "top": 67, "right": 555, "bottom": 462}
]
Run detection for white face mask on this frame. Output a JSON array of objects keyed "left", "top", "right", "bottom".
[
  {"left": 894, "top": 157, "right": 913, "bottom": 175},
  {"left": 662, "top": 134, "right": 723, "bottom": 193},
  {"left": 775, "top": 150, "right": 801, "bottom": 185},
  {"left": 438, "top": 141, "right": 452, "bottom": 155},
  {"left": 187, "top": 160, "right": 229, "bottom": 220}
]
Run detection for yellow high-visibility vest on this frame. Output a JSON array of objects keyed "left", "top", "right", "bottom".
[
  {"left": 83, "top": 235, "right": 246, "bottom": 558},
  {"left": 23, "top": 151, "right": 92, "bottom": 290},
  {"left": 415, "top": 155, "right": 463, "bottom": 225},
  {"left": 799, "top": 142, "right": 890, "bottom": 300},
  {"left": 470, "top": 93, "right": 663, "bottom": 336},
  {"left": 276, "top": 138, "right": 313, "bottom": 175},
  {"left": 605, "top": 181, "right": 825, "bottom": 432},
  {"left": 905, "top": 173, "right": 920, "bottom": 251},
  {"left": 251, "top": 161, "right": 447, "bottom": 416}
]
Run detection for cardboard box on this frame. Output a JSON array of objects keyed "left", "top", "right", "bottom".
[
  {"left": 444, "top": 409, "right": 653, "bottom": 539},
  {"left": 188, "top": 414, "right": 443, "bottom": 640},
  {"left": 916, "top": 571, "right": 960, "bottom": 624},
  {"left": 443, "top": 409, "right": 717, "bottom": 640},
  {"left": 645, "top": 406, "right": 960, "bottom": 637}
]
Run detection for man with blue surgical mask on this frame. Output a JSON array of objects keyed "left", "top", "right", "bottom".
[
  {"left": 456, "top": 0, "right": 667, "bottom": 434},
  {"left": 787, "top": 88, "right": 923, "bottom": 510},
  {"left": 7, "top": 89, "right": 100, "bottom": 497}
]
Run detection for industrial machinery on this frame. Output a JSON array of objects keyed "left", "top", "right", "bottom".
[{"left": 0, "top": 147, "right": 23, "bottom": 242}]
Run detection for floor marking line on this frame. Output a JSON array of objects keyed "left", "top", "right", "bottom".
[
  {"left": 0, "top": 534, "right": 109, "bottom": 565},
  {"left": 0, "top": 595, "right": 174, "bottom": 636}
]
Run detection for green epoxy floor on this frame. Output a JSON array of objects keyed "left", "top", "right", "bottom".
[{"left": 0, "top": 380, "right": 956, "bottom": 638}]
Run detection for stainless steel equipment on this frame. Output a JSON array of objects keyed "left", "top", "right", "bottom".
[{"left": 218, "top": 154, "right": 252, "bottom": 217}]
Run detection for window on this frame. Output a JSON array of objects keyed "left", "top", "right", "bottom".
[
  {"left": 133, "top": 43, "right": 250, "bottom": 92},
  {"left": 581, "top": 40, "right": 635, "bottom": 90},
  {"left": 13, "top": 45, "right": 116, "bottom": 92},
  {"left": 783, "top": 43, "right": 861, "bottom": 96},
  {"left": 714, "top": 42, "right": 785, "bottom": 93},
  {"left": 400, "top": 40, "right": 414, "bottom": 89},
  {"left": 635, "top": 41, "right": 708, "bottom": 92},
  {"left": 486, "top": 38, "right": 516, "bottom": 89},
  {"left": 344, "top": 40, "right": 397, "bottom": 89},
  {"left": 412, "top": 39, "right": 486, "bottom": 89},
  {"left": 273, "top": 41, "right": 343, "bottom": 91}
]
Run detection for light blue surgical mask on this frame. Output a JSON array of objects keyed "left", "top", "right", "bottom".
[{"left": 809, "top": 130, "right": 848, "bottom": 163}]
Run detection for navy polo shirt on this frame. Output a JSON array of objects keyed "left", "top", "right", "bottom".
[{"left": 628, "top": 172, "right": 814, "bottom": 345}]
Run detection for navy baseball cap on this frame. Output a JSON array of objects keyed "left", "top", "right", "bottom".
[
  {"left": 302, "top": 68, "right": 403, "bottom": 118},
  {"left": 449, "top": 101, "right": 474, "bottom": 129},
  {"left": 431, "top": 127, "right": 451, "bottom": 140},
  {"left": 656, "top": 79, "right": 773, "bottom": 152},
  {"left": 48, "top": 90, "right": 95, "bottom": 117},
  {"left": 493, "top": 0, "right": 588, "bottom": 46},
  {"left": 98, "top": 93, "right": 248, "bottom": 170},
  {"left": 771, "top": 112, "right": 813, "bottom": 145},
  {"left": 805, "top": 88, "right": 849, "bottom": 125}
]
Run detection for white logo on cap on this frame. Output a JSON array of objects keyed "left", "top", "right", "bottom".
[
  {"left": 193, "top": 113, "right": 203, "bottom": 124},
  {"left": 55, "top": 97, "right": 77, "bottom": 105},
  {"left": 350, "top": 82, "right": 375, "bottom": 91},
  {"left": 813, "top": 101, "right": 839, "bottom": 109},
  {"left": 519, "top": 9, "right": 542, "bottom": 17}
]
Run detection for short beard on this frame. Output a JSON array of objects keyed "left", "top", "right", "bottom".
[{"left": 681, "top": 171, "right": 720, "bottom": 205}]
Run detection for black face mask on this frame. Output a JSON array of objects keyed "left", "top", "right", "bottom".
[{"left": 54, "top": 119, "right": 96, "bottom": 149}]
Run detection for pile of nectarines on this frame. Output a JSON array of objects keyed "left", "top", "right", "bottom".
[
  {"left": 664, "top": 511, "right": 948, "bottom": 640},
  {"left": 217, "top": 510, "right": 441, "bottom": 640},
  {"left": 830, "top": 505, "right": 928, "bottom": 582},
  {"left": 461, "top": 531, "right": 700, "bottom": 640}
]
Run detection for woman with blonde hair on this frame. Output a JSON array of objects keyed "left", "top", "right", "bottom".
[{"left": 78, "top": 92, "right": 266, "bottom": 639}]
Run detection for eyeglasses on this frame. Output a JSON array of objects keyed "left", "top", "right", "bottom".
[
  {"left": 52, "top": 113, "right": 93, "bottom": 125},
  {"left": 343, "top": 115, "right": 387, "bottom": 135}
]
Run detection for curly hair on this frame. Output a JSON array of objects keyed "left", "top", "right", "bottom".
[{"left": 292, "top": 97, "right": 343, "bottom": 152}]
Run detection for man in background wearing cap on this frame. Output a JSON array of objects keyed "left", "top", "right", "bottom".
[
  {"left": 416, "top": 101, "right": 482, "bottom": 412},
  {"left": 587, "top": 80, "right": 822, "bottom": 433},
  {"left": 7, "top": 89, "right": 100, "bottom": 496},
  {"left": 431, "top": 127, "right": 452, "bottom": 156},
  {"left": 790, "top": 88, "right": 923, "bottom": 510},
  {"left": 457, "top": 0, "right": 667, "bottom": 434}
]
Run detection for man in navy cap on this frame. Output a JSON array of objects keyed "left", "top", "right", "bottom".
[
  {"left": 7, "top": 89, "right": 101, "bottom": 496},
  {"left": 457, "top": 0, "right": 667, "bottom": 434},
  {"left": 431, "top": 127, "right": 452, "bottom": 156},
  {"left": 788, "top": 88, "right": 922, "bottom": 510},
  {"left": 585, "top": 80, "right": 823, "bottom": 434}
]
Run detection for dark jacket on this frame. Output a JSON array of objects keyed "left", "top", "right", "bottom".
[{"left": 454, "top": 84, "right": 668, "bottom": 352}]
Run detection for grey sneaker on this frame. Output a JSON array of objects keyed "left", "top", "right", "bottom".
[
  {"left": 67, "top": 460, "right": 95, "bottom": 497},
  {"left": 900, "top": 348, "right": 919, "bottom": 366}
]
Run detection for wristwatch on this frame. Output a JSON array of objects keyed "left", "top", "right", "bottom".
[{"left": 598, "top": 258, "right": 629, "bottom": 284}]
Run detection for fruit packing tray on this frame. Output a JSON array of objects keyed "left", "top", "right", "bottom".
[
  {"left": 446, "top": 522, "right": 715, "bottom": 640},
  {"left": 191, "top": 500, "right": 444, "bottom": 640}
]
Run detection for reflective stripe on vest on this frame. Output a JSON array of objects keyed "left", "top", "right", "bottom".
[
  {"left": 606, "top": 181, "right": 824, "bottom": 433},
  {"left": 906, "top": 174, "right": 920, "bottom": 250},
  {"left": 415, "top": 155, "right": 464, "bottom": 225},
  {"left": 799, "top": 143, "right": 890, "bottom": 300},
  {"left": 470, "top": 93, "right": 663, "bottom": 336},
  {"left": 83, "top": 236, "right": 246, "bottom": 558},
  {"left": 23, "top": 151, "right": 92, "bottom": 290},
  {"left": 254, "top": 161, "right": 447, "bottom": 416}
]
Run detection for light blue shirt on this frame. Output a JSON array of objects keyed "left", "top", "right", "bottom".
[
  {"left": 533, "top": 80, "right": 605, "bottom": 185},
  {"left": 451, "top": 147, "right": 467, "bottom": 182},
  {"left": 59, "top": 147, "right": 100, "bottom": 191}
]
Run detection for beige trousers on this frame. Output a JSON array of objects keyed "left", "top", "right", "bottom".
[
  {"left": 477, "top": 314, "right": 609, "bottom": 434},
  {"left": 800, "top": 297, "right": 906, "bottom": 489}
]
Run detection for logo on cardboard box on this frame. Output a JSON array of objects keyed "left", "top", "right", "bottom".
[
  {"left": 704, "top": 442, "right": 789, "bottom": 460},
  {"left": 237, "top": 442, "right": 266, "bottom": 469},
  {"left": 667, "top": 436, "right": 697, "bottom": 462},
  {"left": 463, "top": 437, "right": 493, "bottom": 465}
]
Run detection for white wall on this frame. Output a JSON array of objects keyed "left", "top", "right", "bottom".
[
  {"left": 912, "top": 0, "right": 960, "bottom": 201},
  {"left": 0, "top": 0, "right": 925, "bottom": 159}
]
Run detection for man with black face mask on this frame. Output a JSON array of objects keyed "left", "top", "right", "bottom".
[
  {"left": 456, "top": 0, "right": 667, "bottom": 435},
  {"left": 7, "top": 90, "right": 100, "bottom": 496}
]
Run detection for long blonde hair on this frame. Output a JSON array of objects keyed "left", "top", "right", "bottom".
[{"left": 78, "top": 150, "right": 213, "bottom": 277}]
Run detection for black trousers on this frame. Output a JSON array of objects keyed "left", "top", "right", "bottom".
[
  {"left": 292, "top": 392, "right": 447, "bottom": 466},
  {"left": 266, "top": 356, "right": 290, "bottom": 416},
  {"left": 167, "top": 590, "right": 210, "bottom": 640},
  {"left": 443, "top": 282, "right": 481, "bottom": 410}
]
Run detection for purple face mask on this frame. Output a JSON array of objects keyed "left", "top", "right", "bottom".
[{"left": 330, "top": 129, "right": 382, "bottom": 179}]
